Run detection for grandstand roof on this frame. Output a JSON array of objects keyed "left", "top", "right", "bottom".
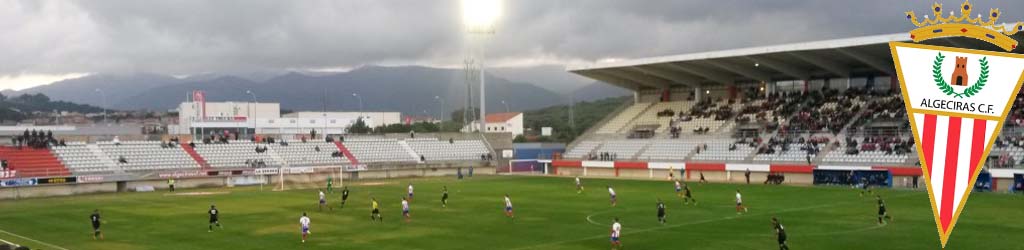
[{"left": 567, "top": 33, "right": 1011, "bottom": 90}]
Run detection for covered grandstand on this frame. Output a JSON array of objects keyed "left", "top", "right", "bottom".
[{"left": 556, "top": 33, "right": 1024, "bottom": 189}]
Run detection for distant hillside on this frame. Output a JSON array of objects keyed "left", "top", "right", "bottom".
[
  {"left": 10, "top": 66, "right": 630, "bottom": 116},
  {"left": 0, "top": 93, "right": 103, "bottom": 123},
  {"left": 116, "top": 66, "right": 565, "bottom": 115},
  {"left": 569, "top": 82, "right": 631, "bottom": 101},
  {"left": 521, "top": 96, "right": 630, "bottom": 142},
  {"left": 489, "top": 65, "right": 593, "bottom": 95},
  {"left": 10, "top": 73, "right": 184, "bottom": 109}
]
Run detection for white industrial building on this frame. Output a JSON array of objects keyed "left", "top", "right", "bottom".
[{"left": 172, "top": 101, "right": 402, "bottom": 136}]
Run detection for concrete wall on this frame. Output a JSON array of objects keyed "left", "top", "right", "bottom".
[
  {"left": 0, "top": 182, "right": 117, "bottom": 199},
  {"left": 127, "top": 177, "right": 226, "bottom": 191},
  {"left": 551, "top": 167, "right": 819, "bottom": 185},
  {"left": 0, "top": 165, "right": 495, "bottom": 200}
]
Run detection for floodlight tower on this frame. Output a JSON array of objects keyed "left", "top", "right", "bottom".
[{"left": 462, "top": 0, "right": 501, "bottom": 133}]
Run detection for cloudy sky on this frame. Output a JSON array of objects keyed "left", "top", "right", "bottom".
[{"left": 3, "top": 0, "right": 1024, "bottom": 90}]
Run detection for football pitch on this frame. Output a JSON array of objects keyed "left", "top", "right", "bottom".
[{"left": 0, "top": 175, "right": 1022, "bottom": 249}]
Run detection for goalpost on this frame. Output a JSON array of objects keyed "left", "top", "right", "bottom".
[{"left": 505, "top": 159, "right": 545, "bottom": 174}]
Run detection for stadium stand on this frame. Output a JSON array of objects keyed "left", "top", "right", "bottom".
[
  {"left": 636, "top": 139, "right": 701, "bottom": 161},
  {"left": 270, "top": 141, "right": 347, "bottom": 167},
  {"left": 97, "top": 141, "right": 201, "bottom": 172},
  {"left": 563, "top": 140, "right": 602, "bottom": 159},
  {"left": 405, "top": 138, "right": 490, "bottom": 161},
  {"left": 341, "top": 138, "right": 418, "bottom": 163},
  {"left": 595, "top": 103, "right": 651, "bottom": 134},
  {"left": 625, "top": 101, "right": 694, "bottom": 133},
  {"left": 192, "top": 141, "right": 283, "bottom": 168},
  {"left": 690, "top": 140, "right": 756, "bottom": 162},
  {"left": 753, "top": 146, "right": 814, "bottom": 163},
  {"left": 51, "top": 142, "right": 118, "bottom": 174},
  {"left": 591, "top": 140, "right": 648, "bottom": 160},
  {"left": 0, "top": 146, "right": 70, "bottom": 177}
]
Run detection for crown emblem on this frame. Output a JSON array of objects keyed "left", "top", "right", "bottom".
[{"left": 906, "top": 0, "right": 1023, "bottom": 51}]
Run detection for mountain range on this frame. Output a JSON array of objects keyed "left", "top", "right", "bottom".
[{"left": 4, "top": 65, "right": 630, "bottom": 116}]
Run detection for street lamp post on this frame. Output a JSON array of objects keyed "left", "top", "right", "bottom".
[
  {"left": 94, "top": 89, "right": 107, "bottom": 124},
  {"left": 434, "top": 96, "right": 446, "bottom": 122},
  {"left": 246, "top": 90, "right": 258, "bottom": 138},
  {"left": 501, "top": 100, "right": 510, "bottom": 113},
  {"left": 351, "top": 93, "right": 364, "bottom": 118}
]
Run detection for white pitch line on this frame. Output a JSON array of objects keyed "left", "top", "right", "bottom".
[
  {"left": 0, "top": 237, "right": 17, "bottom": 246},
  {"left": 0, "top": 229, "right": 70, "bottom": 250},
  {"left": 513, "top": 193, "right": 915, "bottom": 250}
]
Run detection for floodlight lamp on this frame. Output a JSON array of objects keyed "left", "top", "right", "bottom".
[{"left": 462, "top": 0, "right": 501, "bottom": 33}]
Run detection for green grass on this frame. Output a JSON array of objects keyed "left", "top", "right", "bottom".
[{"left": 0, "top": 176, "right": 1022, "bottom": 249}]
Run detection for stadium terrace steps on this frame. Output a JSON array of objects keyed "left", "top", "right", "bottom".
[
  {"left": 595, "top": 103, "right": 652, "bottom": 134},
  {"left": 181, "top": 143, "right": 211, "bottom": 169},
  {"left": 270, "top": 141, "right": 345, "bottom": 167},
  {"left": 341, "top": 139, "right": 419, "bottom": 163},
  {"left": 86, "top": 144, "right": 121, "bottom": 173},
  {"left": 97, "top": 141, "right": 201, "bottom": 172},
  {"left": 333, "top": 141, "right": 360, "bottom": 165},
  {"left": 396, "top": 141, "right": 421, "bottom": 163},
  {"left": 0, "top": 146, "right": 70, "bottom": 177},
  {"left": 191, "top": 141, "right": 282, "bottom": 169},
  {"left": 405, "top": 138, "right": 490, "bottom": 161},
  {"left": 563, "top": 140, "right": 602, "bottom": 159},
  {"left": 839, "top": 108, "right": 867, "bottom": 134},
  {"left": 52, "top": 142, "right": 118, "bottom": 174}
]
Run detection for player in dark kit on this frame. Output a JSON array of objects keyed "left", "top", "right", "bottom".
[
  {"left": 772, "top": 216, "right": 789, "bottom": 250},
  {"left": 340, "top": 186, "right": 350, "bottom": 208},
  {"left": 860, "top": 177, "right": 872, "bottom": 197},
  {"left": 656, "top": 199, "right": 667, "bottom": 224},
  {"left": 208, "top": 205, "right": 222, "bottom": 232},
  {"left": 90, "top": 209, "right": 103, "bottom": 240},
  {"left": 441, "top": 186, "right": 449, "bottom": 208},
  {"left": 683, "top": 184, "right": 697, "bottom": 205},
  {"left": 877, "top": 195, "right": 893, "bottom": 224}
]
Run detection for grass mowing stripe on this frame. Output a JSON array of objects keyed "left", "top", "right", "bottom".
[{"left": 512, "top": 192, "right": 916, "bottom": 250}]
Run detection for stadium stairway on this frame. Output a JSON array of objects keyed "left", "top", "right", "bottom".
[
  {"left": 396, "top": 141, "right": 422, "bottom": 163},
  {"left": 180, "top": 144, "right": 212, "bottom": 170},
  {"left": 86, "top": 144, "right": 122, "bottom": 173},
  {"left": 332, "top": 141, "right": 360, "bottom": 165},
  {"left": 0, "top": 146, "right": 71, "bottom": 177}
]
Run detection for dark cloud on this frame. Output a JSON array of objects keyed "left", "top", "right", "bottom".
[{"left": 2, "top": 0, "right": 1023, "bottom": 77}]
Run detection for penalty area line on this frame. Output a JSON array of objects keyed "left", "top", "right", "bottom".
[{"left": 0, "top": 229, "right": 70, "bottom": 250}]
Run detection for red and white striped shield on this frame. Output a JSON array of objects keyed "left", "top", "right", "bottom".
[{"left": 891, "top": 42, "right": 1024, "bottom": 247}]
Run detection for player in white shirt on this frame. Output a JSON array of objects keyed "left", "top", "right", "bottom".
[
  {"left": 504, "top": 194, "right": 515, "bottom": 221},
  {"left": 735, "top": 189, "right": 748, "bottom": 214},
  {"left": 299, "top": 213, "right": 311, "bottom": 243},
  {"left": 674, "top": 180, "right": 683, "bottom": 198},
  {"left": 575, "top": 177, "right": 584, "bottom": 194},
  {"left": 607, "top": 185, "right": 617, "bottom": 207},
  {"left": 318, "top": 190, "right": 330, "bottom": 211},
  {"left": 401, "top": 197, "right": 411, "bottom": 223},
  {"left": 610, "top": 217, "right": 623, "bottom": 250},
  {"left": 407, "top": 183, "right": 415, "bottom": 202}
]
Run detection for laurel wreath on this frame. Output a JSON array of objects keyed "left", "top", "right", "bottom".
[{"left": 933, "top": 52, "right": 988, "bottom": 98}]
